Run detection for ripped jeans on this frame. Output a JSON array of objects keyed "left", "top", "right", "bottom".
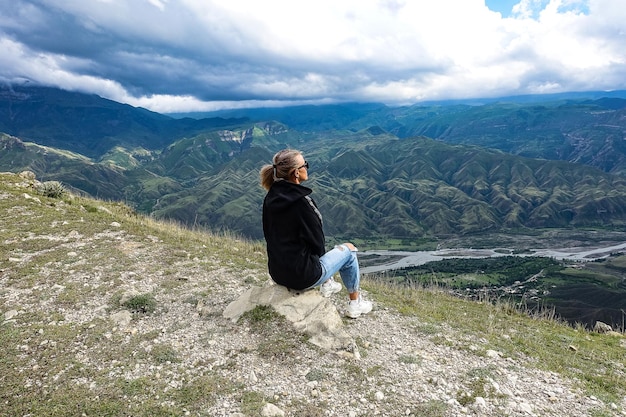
[{"left": 307, "top": 244, "right": 360, "bottom": 294}]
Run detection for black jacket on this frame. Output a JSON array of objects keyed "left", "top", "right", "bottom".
[{"left": 262, "top": 180, "right": 325, "bottom": 290}]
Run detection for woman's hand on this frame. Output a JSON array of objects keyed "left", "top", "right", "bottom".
[{"left": 342, "top": 242, "right": 358, "bottom": 251}]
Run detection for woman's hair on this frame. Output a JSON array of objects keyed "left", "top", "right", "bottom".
[{"left": 260, "top": 149, "right": 302, "bottom": 190}]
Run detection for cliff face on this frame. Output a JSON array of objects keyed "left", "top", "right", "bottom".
[{"left": 1, "top": 171, "right": 625, "bottom": 417}]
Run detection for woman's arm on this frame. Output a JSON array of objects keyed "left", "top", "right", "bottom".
[{"left": 298, "top": 197, "right": 325, "bottom": 256}]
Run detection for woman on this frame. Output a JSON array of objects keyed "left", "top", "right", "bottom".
[{"left": 260, "top": 149, "right": 372, "bottom": 318}]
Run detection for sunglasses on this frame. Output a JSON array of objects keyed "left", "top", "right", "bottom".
[{"left": 298, "top": 161, "right": 309, "bottom": 170}]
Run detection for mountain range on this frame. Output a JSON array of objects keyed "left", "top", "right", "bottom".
[{"left": 2, "top": 84, "right": 626, "bottom": 242}]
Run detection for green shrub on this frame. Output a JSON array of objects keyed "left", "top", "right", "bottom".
[
  {"left": 122, "top": 294, "right": 157, "bottom": 314},
  {"left": 151, "top": 344, "right": 180, "bottom": 364},
  {"left": 240, "top": 305, "right": 282, "bottom": 325},
  {"left": 37, "top": 180, "right": 66, "bottom": 198}
]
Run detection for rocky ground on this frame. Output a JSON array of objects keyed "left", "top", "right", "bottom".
[{"left": 1, "top": 172, "right": 626, "bottom": 416}]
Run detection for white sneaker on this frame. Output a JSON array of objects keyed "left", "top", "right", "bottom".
[
  {"left": 346, "top": 295, "right": 373, "bottom": 318},
  {"left": 320, "top": 277, "right": 342, "bottom": 297}
]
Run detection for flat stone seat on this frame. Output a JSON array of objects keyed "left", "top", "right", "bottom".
[{"left": 223, "top": 281, "right": 356, "bottom": 354}]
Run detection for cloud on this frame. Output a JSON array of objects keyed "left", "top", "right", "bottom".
[{"left": 0, "top": 0, "right": 625, "bottom": 112}]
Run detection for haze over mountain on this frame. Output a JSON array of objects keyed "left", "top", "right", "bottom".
[{"left": 2, "top": 85, "right": 626, "bottom": 241}]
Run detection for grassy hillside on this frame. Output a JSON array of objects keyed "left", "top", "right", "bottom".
[
  {"left": 1, "top": 171, "right": 625, "bottom": 416},
  {"left": 0, "top": 133, "right": 130, "bottom": 200}
]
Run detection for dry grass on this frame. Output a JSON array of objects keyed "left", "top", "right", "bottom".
[
  {"left": 365, "top": 278, "right": 626, "bottom": 404},
  {"left": 1, "top": 172, "right": 625, "bottom": 415}
]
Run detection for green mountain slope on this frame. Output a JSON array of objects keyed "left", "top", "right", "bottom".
[
  {"left": 0, "top": 133, "right": 128, "bottom": 199},
  {"left": 0, "top": 85, "right": 248, "bottom": 158},
  {"left": 392, "top": 100, "right": 626, "bottom": 176},
  {"left": 193, "top": 97, "right": 626, "bottom": 176},
  {"left": 302, "top": 136, "right": 626, "bottom": 238},
  {"left": 4, "top": 86, "right": 626, "bottom": 240},
  {"left": 5, "top": 128, "right": 626, "bottom": 240},
  {"left": 135, "top": 133, "right": 626, "bottom": 240},
  {"left": 149, "top": 122, "right": 298, "bottom": 180}
]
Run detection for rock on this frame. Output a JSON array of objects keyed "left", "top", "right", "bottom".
[
  {"left": 223, "top": 282, "right": 354, "bottom": 352},
  {"left": 518, "top": 402, "right": 533, "bottom": 414},
  {"left": 593, "top": 321, "right": 613, "bottom": 333},
  {"left": 19, "top": 171, "right": 36, "bottom": 181},
  {"left": 249, "top": 370, "right": 258, "bottom": 384},
  {"left": 486, "top": 349, "right": 501, "bottom": 358},
  {"left": 261, "top": 403, "right": 285, "bottom": 417},
  {"left": 110, "top": 310, "right": 132, "bottom": 327},
  {"left": 119, "top": 289, "right": 142, "bottom": 305},
  {"left": 4, "top": 310, "right": 19, "bottom": 321}
]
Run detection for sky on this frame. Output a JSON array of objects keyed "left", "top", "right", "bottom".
[{"left": 0, "top": 0, "right": 625, "bottom": 113}]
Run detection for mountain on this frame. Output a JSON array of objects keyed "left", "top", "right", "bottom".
[
  {"left": 7, "top": 85, "right": 626, "bottom": 175},
  {"left": 4, "top": 85, "right": 626, "bottom": 241},
  {"left": 184, "top": 96, "right": 626, "bottom": 176},
  {"left": 170, "top": 102, "right": 389, "bottom": 132},
  {"left": 0, "top": 132, "right": 127, "bottom": 199},
  {"left": 294, "top": 136, "right": 626, "bottom": 239},
  {"left": 0, "top": 85, "right": 248, "bottom": 159},
  {"left": 5, "top": 129, "right": 626, "bottom": 241},
  {"left": 390, "top": 99, "right": 626, "bottom": 176}
]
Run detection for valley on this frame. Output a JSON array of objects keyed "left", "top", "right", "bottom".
[
  {"left": 358, "top": 230, "right": 626, "bottom": 331},
  {"left": 359, "top": 228, "right": 626, "bottom": 273}
]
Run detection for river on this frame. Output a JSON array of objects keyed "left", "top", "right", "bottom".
[{"left": 360, "top": 241, "right": 626, "bottom": 274}]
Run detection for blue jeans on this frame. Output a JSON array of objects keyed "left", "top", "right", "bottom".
[{"left": 307, "top": 244, "right": 360, "bottom": 294}]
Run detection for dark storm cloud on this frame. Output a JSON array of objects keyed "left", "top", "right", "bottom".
[{"left": 1, "top": 0, "right": 625, "bottom": 112}]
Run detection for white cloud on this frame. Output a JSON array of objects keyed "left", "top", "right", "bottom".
[
  {"left": 0, "top": 0, "right": 625, "bottom": 111},
  {"left": 146, "top": 0, "right": 166, "bottom": 11}
]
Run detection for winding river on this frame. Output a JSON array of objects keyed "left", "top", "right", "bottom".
[{"left": 360, "top": 241, "right": 626, "bottom": 274}]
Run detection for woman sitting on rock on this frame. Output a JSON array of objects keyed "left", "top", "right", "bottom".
[{"left": 260, "top": 149, "right": 372, "bottom": 318}]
